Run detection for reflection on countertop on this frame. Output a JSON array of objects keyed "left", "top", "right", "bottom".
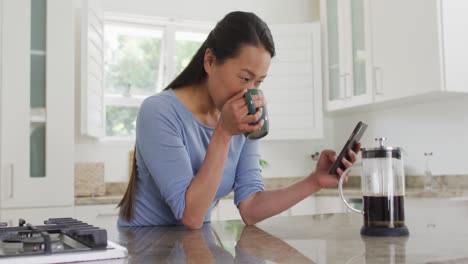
[
  {"left": 116, "top": 224, "right": 316, "bottom": 263},
  {"left": 105, "top": 198, "right": 468, "bottom": 263},
  {"left": 75, "top": 175, "right": 468, "bottom": 205}
]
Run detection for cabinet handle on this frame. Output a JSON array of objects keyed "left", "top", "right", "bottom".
[
  {"left": 8, "top": 164, "right": 14, "bottom": 199},
  {"left": 374, "top": 67, "right": 384, "bottom": 95}
]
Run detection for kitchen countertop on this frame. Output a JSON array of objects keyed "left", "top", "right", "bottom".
[{"left": 103, "top": 198, "right": 468, "bottom": 263}]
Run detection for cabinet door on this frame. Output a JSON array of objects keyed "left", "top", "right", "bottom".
[
  {"left": 344, "top": 0, "right": 373, "bottom": 107},
  {"left": 74, "top": 205, "right": 120, "bottom": 232},
  {"left": 323, "top": 0, "right": 373, "bottom": 111},
  {"left": 322, "top": 0, "right": 346, "bottom": 109},
  {"left": 370, "top": 0, "right": 442, "bottom": 102},
  {"left": 290, "top": 196, "right": 316, "bottom": 216},
  {"left": 0, "top": 0, "right": 74, "bottom": 208},
  {"left": 440, "top": 0, "right": 468, "bottom": 93},
  {"left": 315, "top": 196, "right": 346, "bottom": 214}
]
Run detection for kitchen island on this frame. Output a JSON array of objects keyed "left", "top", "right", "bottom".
[{"left": 102, "top": 198, "right": 468, "bottom": 263}]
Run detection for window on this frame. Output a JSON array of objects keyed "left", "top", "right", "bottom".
[
  {"left": 174, "top": 31, "right": 208, "bottom": 75},
  {"left": 102, "top": 20, "right": 209, "bottom": 138}
]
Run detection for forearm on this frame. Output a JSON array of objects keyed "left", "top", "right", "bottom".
[
  {"left": 239, "top": 175, "right": 321, "bottom": 225},
  {"left": 182, "top": 125, "right": 232, "bottom": 228}
]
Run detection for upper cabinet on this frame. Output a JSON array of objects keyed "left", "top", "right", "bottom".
[
  {"left": 440, "top": 0, "right": 468, "bottom": 93},
  {"left": 321, "top": 0, "right": 373, "bottom": 111},
  {"left": 0, "top": 0, "right": 74, "bottom": 208},
  {"left": 370, "top": 0, "right": 441, "bottom": 102},
  {"left": 321, "top": 0, "right": 468, "bottom": 112}
]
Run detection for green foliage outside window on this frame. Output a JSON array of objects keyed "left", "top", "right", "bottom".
[
  {"left": 106, "top": 106, "right": 139, "bottom": 137},
  {"left": 104, "top": 35, "right": 161, "bottom": 95},
  {"left": 174, "top": 40, "right": 203, "bottom": 74},
  {"left": 104, "top": 29, "right": 204, "bottom": 137}
]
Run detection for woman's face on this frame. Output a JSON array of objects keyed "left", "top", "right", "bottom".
[{"left": 204, "top": 45, "right": 272, "bottom": 110}]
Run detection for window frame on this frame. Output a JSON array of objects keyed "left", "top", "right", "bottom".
[{"left": 101, "top": 13, "right": 212, "bottom": 142}]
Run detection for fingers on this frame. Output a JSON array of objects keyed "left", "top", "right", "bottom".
[
  {"left": 221, "top": 89, "right": 269, "bottom": 136},
  {"left": 320, "top": 150, "right": 337, "bottom": 163},
  {"left": 341, "top": 150, "right": 357, "bottom": 171},
  {"left": 337, "top": 167, "right": 344, "bottom": 177},
  {"left": 347, "top": 149, "right": 358, "bottom": 163},
  {"left": 321, "top": 149, "right": 337, "bottom": 157},
  {"left": 341, "top": 156, "right": 353, "bottom": 168},
  {"left": 338, "top": 148, "right": 359, "bottom": 181},
  {"left": 232, "top": 98, "right": 248, "bottom": 109},
  {"left": 240, "top": 119, "right": 265, "bottom": 132},
  {"left": 233, "top": 88, "right": 248, "bottom": 101},
  {"left": 232, "top": 92, "right": 265, "bottom": 118},
  {"left": 336, "top": 167, "right": 349, "bottom": 183},
  {"left": 251, "top": 94, "right": 266, "bottom": 109},
  {"left": 233, "top": 101, "right": 249, "bottom": 117},
  {"left": 243, "top": 108, "right": 263, "bottom": 124},
  {"left": 354, "top": 143, "right": 361, "bottom": 153}
]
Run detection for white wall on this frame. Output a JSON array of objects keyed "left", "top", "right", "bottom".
[
  {"left": 74, "top": 0, "right": 323, "bottom": 182},
  {"left": 332, "top": 95, "right": 468, "bottom": 176}
]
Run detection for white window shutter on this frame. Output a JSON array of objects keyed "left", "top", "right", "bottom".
[
  {"left": 262, "top": 23, "right": 323, "bottom": 140},
  {"left": 80, "top": 0, "right": 105, "bottom": 138}
]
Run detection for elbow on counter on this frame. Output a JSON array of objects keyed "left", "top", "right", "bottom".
[
  {"left": 181, "top": 215, "right": 204, "bottom": 230},
  {"left": 240, "top": 212, "right": 259, "bottom": 226}
]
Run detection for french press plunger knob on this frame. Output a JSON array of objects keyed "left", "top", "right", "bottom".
[{"left": 375, "top": 137, "right": 387, "bottom": 147}]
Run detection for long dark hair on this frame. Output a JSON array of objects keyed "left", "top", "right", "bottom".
[
  {"left": 118, "top": 11, "right": 275, "bottom": 222},
  {"left": 167, "top": 11, "right": 275, "bottom": 90}
]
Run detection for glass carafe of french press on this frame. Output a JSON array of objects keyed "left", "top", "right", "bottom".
[{"left": 338, "top": 138, "right": 409, "bottom": 236}]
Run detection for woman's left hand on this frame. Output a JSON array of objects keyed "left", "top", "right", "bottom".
[{"left": 308, "top": 144, "right": 361, "bottom": 189}]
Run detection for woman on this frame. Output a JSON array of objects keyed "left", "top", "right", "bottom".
[{"left": 118, "top": 11, "right": 359, "bottom": 229}]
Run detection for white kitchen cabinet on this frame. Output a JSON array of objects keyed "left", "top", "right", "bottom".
[
  {"left": 322, "top": 0, "right": 468, "bottom": 112},
  {"left": 0, "top": 207, "right": 74, "bottom": 227},
  {"left": 0, "top": 0, "right": 74, "bottom": 208},
  {"left": 211, "top": 199, "right": 290, "bottom": 222},
  {"left": 261, "top": 23, "right": 323, "bottom": 140},
  {"left": 290, "top": 196, "right": 316, "bottom": 216},
  {"left": 74, "top": 204, "right": 120, "bottom": 231},
  {"left": 315, "top": 196, "right": 348, "bottom": 214},
  {"left": 370, "top": 0, "right": 468, "bottom": 103},
  {"left": 321, "top": 0, "right": 374, "bottom": 111},
  {"left": 315, "top": 195, "right": 363, "bottom": 214},
  {"left": 213, "top": 199, "right": 241, "bottom": 221}
]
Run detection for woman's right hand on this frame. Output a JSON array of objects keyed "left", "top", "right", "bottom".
[{"left": 217, "top": 89, "right": 265, "bottom": 136}]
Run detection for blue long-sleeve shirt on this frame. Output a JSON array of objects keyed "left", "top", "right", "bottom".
[{"left": 118, "top": 89, "right": 264, "bottom": 226}]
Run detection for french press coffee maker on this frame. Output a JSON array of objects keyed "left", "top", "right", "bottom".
[{"left": 338, "top": 138, "right": 409, "bottom": 237}]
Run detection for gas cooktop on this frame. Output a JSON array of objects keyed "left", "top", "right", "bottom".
[{"left": 0, "top": 218, "right": 127, "bottom": 263}]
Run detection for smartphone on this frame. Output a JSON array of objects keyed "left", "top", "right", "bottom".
[{"left": 328, "top": 121, "right": 368, "bottom": 175}]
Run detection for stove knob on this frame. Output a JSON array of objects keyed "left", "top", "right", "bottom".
[{"left": 19, "top": 218, "right": 26, "bottom": 227}]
